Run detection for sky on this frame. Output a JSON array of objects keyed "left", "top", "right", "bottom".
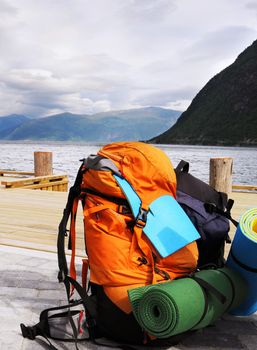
[{"left": 0, "top": 0, "right": 257, "bottom": 118}]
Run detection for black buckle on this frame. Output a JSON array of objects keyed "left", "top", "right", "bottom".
[
  {"left": 117, "top": 205, "right": 131, "bottom": 215},
  {"left": 135, "top": 208, "right": 148, "bottom": 228},
  {"left": 20, "top": 324, "right": 38, "bottom": 340},
  {"left": 204, "top": 202, "right": 216, "bottom": 214},
  {"left": 58, "top": 270, "right": 66, "bottom": 283},
  {"left": 226, "top": 198, "right": 234, "bottom": 212}
]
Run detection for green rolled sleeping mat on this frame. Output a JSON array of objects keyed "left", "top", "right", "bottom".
[{"left": 128, "top": 267, "right": 247, "bottom": 339}]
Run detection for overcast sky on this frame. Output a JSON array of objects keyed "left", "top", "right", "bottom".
[{"left": 0, "top": 0, "right": 257, "bottom": 117}]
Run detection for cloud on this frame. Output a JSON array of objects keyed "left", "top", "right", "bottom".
[
  {"left": 183, "top": 26, "right": 257, "bottom": 62},
  {"left": 0, "top": 0, "right": 257, "bottom": 117},
  {"left": 0, "top": 55, "right": 133, "bottom": 116},
  {"left": 246, "top": 1, "right": 257, "bottom": 12},
  {"left": 0, "top": 0, "right": 17, "bottom": 17},
  {"left": 122, "top": 0, "right": 177, "bottom": 21},
  {"left": 132, "top": 87, "right": 197, "bottom": 111}
]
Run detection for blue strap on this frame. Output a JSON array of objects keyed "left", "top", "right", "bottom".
[{"left": 113, "top": 175, "right": 141, "bottom": 218}]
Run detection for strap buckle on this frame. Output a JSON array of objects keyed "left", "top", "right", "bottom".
[
  {"left": 117, "top": 204, "right": 131, "bottom": 215},
  {"left": 20, "top": 323, "right": 38, "bottom": 340},
  {"left": 135, "top": 208, "right": 148, "bottom": 228}
]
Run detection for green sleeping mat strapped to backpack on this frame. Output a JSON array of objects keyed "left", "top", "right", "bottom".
[{"left": 128, "top": 267, "right": 248, "bottom": 339}]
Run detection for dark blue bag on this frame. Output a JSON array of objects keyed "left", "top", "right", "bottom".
[{"left": 175, "top": 160, "right": 238, "bottom": 268}]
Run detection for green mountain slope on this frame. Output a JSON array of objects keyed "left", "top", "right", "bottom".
[
  {"left": 151, "top": 40, "right": 257, "bottom": 146},
  {"left": 2, "top": 107, "right": 180, "bottom": 142}
]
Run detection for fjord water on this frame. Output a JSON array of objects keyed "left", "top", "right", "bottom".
[{"left": 0, "top": 141, "right": 256, "bottom": 186}]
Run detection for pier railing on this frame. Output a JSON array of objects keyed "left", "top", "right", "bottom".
[
  {"left": 0, "top": 173, "right": 68, "bottom": 192},
  {"left": 0, "top": 170, "right": 35, "bottom": 177},
  {"left": 0, "top": 152, "right": 68, "bottom": 192},
  {"left": 232, "top": 184, "right": 257, "bottom": 193},
  {"left": 1, "top": 154, "right": 256, "bottom": 193}
]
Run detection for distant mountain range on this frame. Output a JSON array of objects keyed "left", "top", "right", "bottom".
[
  {"left": 0, "top": 114, "right": 30, "bottom": 139},
  {"left": 0, "top": 107, "right": 181, "bottom": 142},
  {"left": 151, "top": 40, "right": 257, "bottom": 146}
]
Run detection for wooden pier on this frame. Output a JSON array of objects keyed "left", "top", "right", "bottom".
[
  {"left": 0, "top": 187, "right": 84, "bottom": 255},
  {"left": 0, "top": 185, "right": 257, "bottom": 257},
  {"left": 0, "top": 153, "right": 256, "bottom": 257},
  {"left": 0, "top": 151, "right": 68, "bottom": 192},
  {"left": 0, "top": 172, "right": 68, "bottom": 191}
]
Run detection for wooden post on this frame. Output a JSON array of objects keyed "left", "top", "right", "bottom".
[
  {"left": 34, "top": 152, "right": 53, "bottom": 177},
  {"left": 209, "top": 157, "right": 233, "bottom": 194}
]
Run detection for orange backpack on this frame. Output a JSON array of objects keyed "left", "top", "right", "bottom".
[{"left": 57, "top": 141, "right": 199, "bottom": 343}]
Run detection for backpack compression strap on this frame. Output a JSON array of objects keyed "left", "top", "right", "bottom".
[
  {"left": 204, "top": 200, "right": 239, "bottom": 228},
  {"left": 57, "top": 162, "right": 97, "bottom": 333},
  {"left": 57, "top": 163, "right": 84, "bottom": 282}
]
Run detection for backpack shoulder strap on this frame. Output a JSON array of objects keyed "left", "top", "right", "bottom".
[{"left": 175, "top": 160, "right": 189, "bottom": 173}]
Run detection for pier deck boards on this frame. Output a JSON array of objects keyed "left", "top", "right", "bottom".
[
  {"left": 0, "top": 187, "right": 256, "bottom": 349},
  {"left": 0, "top": 187, "right": 84, "bottom": 255},
  {"left": 0, "top": 187, "right": 257, "bottom": 256}
]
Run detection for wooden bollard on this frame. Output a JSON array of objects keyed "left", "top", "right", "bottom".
[
  {"left": 209, "top": 157, "right": 233, "bottom": 195},
  {"left": 34, "top": 151, "right": 53, "bottom": 177}
]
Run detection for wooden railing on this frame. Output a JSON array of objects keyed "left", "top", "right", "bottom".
[
  {"left": 1, "top": 171, "right": 255, "bottom": 193},
  {"left": 0, "top": 174, "right": 68, "bottom": 192},
  {"left": 0, "top": 170, "right": 35, "bottom": 177},
  {"left": 232, "top": 184, "right": 257, "bottom": 192}
]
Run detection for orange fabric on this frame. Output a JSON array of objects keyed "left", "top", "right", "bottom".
[
  {"left": 98, "top": 142, "right": 177, "bottom": 204},
  {"left": 79, "top": 142, "right": 199, "bottom": 313}
]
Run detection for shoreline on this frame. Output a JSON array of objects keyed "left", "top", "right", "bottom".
[{"left": 1, "top": 139, "right": 257, "bottom": 149}]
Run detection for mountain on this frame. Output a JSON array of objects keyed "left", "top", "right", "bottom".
[
  {"left": 1, "top": 107, "right": 181, "bottom": 142},
  {"left": 151, "top": 40, "right": 257, "bottom": 146},
  {"left": 0, "top": 114, "right": 30, "bottom": 138}
]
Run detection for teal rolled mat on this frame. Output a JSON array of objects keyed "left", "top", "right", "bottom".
[{"left": 128, "top": 267, "right": 247, "bottom": 339}]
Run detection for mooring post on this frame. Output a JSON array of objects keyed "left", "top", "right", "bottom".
[
  {"left": 209, "top": 157, "right": 233, "bottom": 195},
  {"left": 34, "top": 151, "right": 53, "bottom": 177}
]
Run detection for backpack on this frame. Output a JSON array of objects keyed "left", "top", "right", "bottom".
[
  {"left": 21, "top": 142, "right": 200, "bottom": 348},
  {"left": 20, "top": 143, "right": 237, "bottom": 348},
  {"left": 175, "top": 160, "right": 238, "bottom": 268}
]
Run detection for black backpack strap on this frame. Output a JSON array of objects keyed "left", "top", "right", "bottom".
[
  {"left": 20, "top": 299, "right": 89, "bottom": 350},
  {"left": 57, "top": 162, "right": 85, "bottom": 283},
  {"left": 192, "top": 276, "right": 227, "bottom": 304},
  {"left": 175, "top": 160, "right": 189, "bottom": 173},
  {"left": 225, "top": 199, "right": 239, "bottom": 227},
  {"left": 57, "top": 161, "right": 97, "bottom": 347},
  {"left": 57, "top": 185, "right": 81, "bottom": 281},
  {"left": 204, "top": 199, "right": 239, "bottom": 228},
  {"left": 20, "top": 322, "right": 59, "bottom": 350}
]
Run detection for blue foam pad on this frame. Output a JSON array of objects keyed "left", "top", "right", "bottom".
[
  {"left": 226, "top": 207, "right": 257, "bottom": 316},
  {"left": 143, "top": 195, "right": 200, "bottom": 258}
]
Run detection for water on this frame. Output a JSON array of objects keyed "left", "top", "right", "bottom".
[{"left": 0, "top": 141, "right": 256, "bottom": 186}]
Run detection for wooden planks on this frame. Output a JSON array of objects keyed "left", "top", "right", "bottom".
[
  {"left": 0, "top": 188, "right": 84, "bottom": 255},
  {"left": 0, "top": 187, "right": 257, "bottom": 257},
  {"left": 0, "top": 174, "right": 68, "bottom": 192},
  {"left": 0, "top": 170, "right": 35, "bottom": 176},
  {"left": 232, "top": 184, "right": 257, "bottom": 192}
]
